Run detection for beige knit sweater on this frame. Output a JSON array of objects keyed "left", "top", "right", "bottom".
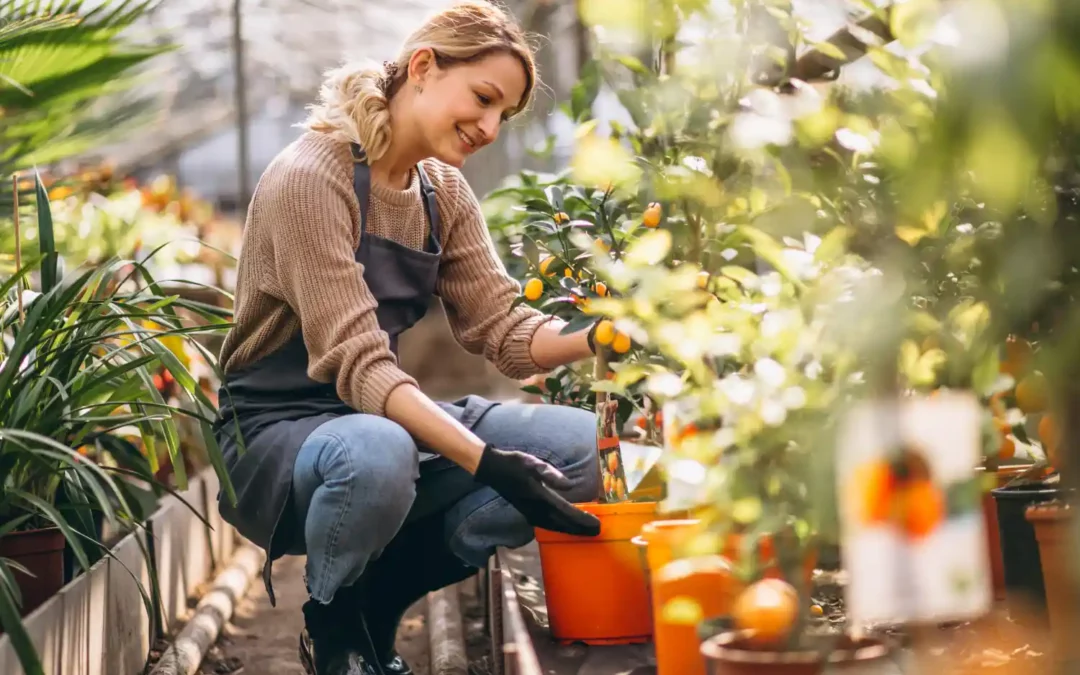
[{"left": 219, "top": 131, "right": 551, "bottom": 415}]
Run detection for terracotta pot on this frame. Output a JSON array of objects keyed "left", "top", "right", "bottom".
[
  {"left": 0, "top": 527, "right": 66, "bottom": 619},
  {"left": 700, "top": 631, "right": 893, "bottom": 675},
  {"left": 1026, "top": 501, "right": 1079, "bottom": 666},
  {"left": 701, "top": 630, "right": 824, "bottom": 675},
  {"left": 534, "top": 501, "right": 662, "bottom": 644}
]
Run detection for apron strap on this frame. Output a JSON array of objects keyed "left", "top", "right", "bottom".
[
  {"left": 350, "top": 143, "right": 440, "bottom": 253},
  {"left": 416, "top": 164, "right": 442, "bottom": 251},
  {"left": 350, "top": 143, "right": 372, "bottom": 239}
]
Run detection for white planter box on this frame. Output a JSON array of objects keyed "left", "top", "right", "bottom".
[{"left": 0, "top": 467, "right": 243, "bottom": 675}]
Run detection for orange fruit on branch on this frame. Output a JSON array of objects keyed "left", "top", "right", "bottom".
[
  {"left": 594, "top": 320, "right": 615, "bottom": 346},
  {"left": 643, "top": 202, "right": 662, "bottom": 228},
  {"left": 1015, "top": 372, "right": 1048, "bottom": 414},
  {"left": 524, "top": 278, "right": 543, "bottom": 301},
  {"left": 611, "top": 332, "right": 632, "bottom": 354}
]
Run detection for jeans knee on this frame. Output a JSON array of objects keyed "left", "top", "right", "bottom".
[
  {"left": 548, "top": 407, "right": 600, "bottom": 502},
  {"left": 309, "top": 415, "right": 419, "bottom": 521}
]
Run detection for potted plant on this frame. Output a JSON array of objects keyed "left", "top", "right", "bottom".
[{"left": 0, "top": 173, "right": 236, "bottom": 674}]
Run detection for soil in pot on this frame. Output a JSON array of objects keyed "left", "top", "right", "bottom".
[
  {"left": 700, "top": 630, "right": 893, "bottom": 675},
  {"left": 991, "top": 481, "right": 1062, "bottom": 605},
  {"left": 1026, "top": 501, "right": 1080, "bottom": 668},
  {"left": 534, "top": 500, "right": 661, "bottom": 644},
  {"left": 0, "top": 527, "right": 66, "bottom": 619}
]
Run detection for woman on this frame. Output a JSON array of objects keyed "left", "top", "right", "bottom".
[{"left": 213, "top": 2, "right": 606, "bottom": 674}]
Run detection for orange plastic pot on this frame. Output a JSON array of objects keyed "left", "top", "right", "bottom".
[
  {"left": 534, "top": 501, "right": 661, "bottom": 644},
  {"left": 640, "top": 520, "right": 740, "bottom": 675}
]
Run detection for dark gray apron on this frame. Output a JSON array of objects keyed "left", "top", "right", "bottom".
[{"left": 213, "top": 143, "right": 496, "bottom": 604}]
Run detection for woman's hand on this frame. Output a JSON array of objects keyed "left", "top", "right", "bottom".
[
  {"left": 474, "top": 444, "right": 601, "bottom": 536},
  {"left": 383, "top": 383, "right": 600, "bottom": 537}
]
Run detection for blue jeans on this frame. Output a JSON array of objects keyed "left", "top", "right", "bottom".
[{"left": 290, "top": 399, "right": 600, "bottom": 604}]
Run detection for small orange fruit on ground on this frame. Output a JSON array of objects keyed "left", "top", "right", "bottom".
[
  {"left": 594, "top": 320, "right": 615, "bottom": 346},
  {"left": 611, "top": 332, "right": 631, "bottom": 354},
  {"left": 732, "top": 579, "right": 799, "bottom": 648},
  {"left": 1015, "top": 372, "right": 1049, "bottom": 414},
  {"left": 523, "top": 278, "right": 543, "bottom": 301},
  {"left": 643, "top": 202, "right": 662, "bottom": 228},
  {"left": 810, "top": 604, "right": 824, "bottom": 617}
]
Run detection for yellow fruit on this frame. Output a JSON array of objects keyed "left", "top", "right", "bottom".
[
  {"left": 564, "top": 267, "right": 574, "bottom": 278},
  {"left": 732, "top": 579, "right": 799, "bottom": 648},
  {"left": 643, "top": 202, "right": 662, "bottom": 228},
  {"left": 595, "top": 282, "right": 608, "bottom": 297},
  {"left": 697, "top": 271, "right": 709, "bottom": 289},
  {"left": 523, "top": 278, "right": 543, "bottom": 301},
  {"left": 554, "top": 211, "right": 569, "bottom": 224},
  {"left": 1015, "top": 372, "right": 1048, "bottom": 414},
  {"left": 612, "top": 332, "right": 631, "bottom": 354},
  {"left": 594, "top": 320, "right": 616, "bottom": 346},
  {"left": 539, "top": 256, "right": 557, "bottom": 277},
  {"left": 810, "top": 604, "right": 824, "bottom": 618}
]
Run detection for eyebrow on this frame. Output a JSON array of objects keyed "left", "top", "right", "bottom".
[{"left": 482, "top": 80, "right": 505, "bottom": 100}]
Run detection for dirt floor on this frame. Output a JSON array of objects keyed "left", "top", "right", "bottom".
[{"left": 196, "top": 556, "right": 431, "bottom": 675}]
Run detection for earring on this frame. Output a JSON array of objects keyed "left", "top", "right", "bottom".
[{"left": 414, "top": 84, "right": 422, "bottom": 94}]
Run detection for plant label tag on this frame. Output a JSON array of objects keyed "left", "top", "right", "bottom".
[
  {"left": 836, "top": 393, "right": 991, "bottom": 628},
  {"left": 596, "top": 399, "right": 628, "bottom": 502}
]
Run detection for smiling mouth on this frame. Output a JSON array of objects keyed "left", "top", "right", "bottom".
[{"left": 456, "top": 125, "right": 477, "bottom": 149}]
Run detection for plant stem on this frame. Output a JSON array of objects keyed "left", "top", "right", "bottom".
[{"left": 12, "top": 174, "right": 24, "bottom": 323}]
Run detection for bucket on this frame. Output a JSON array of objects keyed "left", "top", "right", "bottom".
[
  {"left": 990, "top": 482, "right": 1062, "bottom": 604},
  {"left": 534, "top": 500, "right": 661, "bottom": 644}
]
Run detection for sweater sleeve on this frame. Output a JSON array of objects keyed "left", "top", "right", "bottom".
[
  {"left": 435, "top": 168, "right": 553, "bottom": 380},
  {"left": 262, "top": 161, "right": 418, "bottom": 416}
]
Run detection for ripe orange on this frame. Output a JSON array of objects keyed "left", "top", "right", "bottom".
[
  {"left": 539, "top": 256, "right": 557, "bottom": 277},
  {"left": 612, "top": 332, "right": 631, "bottom": 354},
  {"left": 1001, "top": 336, "right": 1032, "bottom": 378},
  {"left": 595, "top": 282, "right": 608, "bottom": 297},
  {"left": 1039, "top": 414, "right": 1058, "bottom": 464},
  {"left": 1015, "top": 372, "right": 1048, "bottom": 414},
  {"left": 594, "top": 320, "right": 615, "bottom": 346},
  {"left": 523, "top": 278, "right": 543, "bottom": 301},
  {"left": 998, "top": 434, "right": 1016, "bottom": 460},
  {"left": 643, "top": 202, "right": 662, "bottom": 228},
  {"left": 732, "top": 579, "right": 799, "bottom": 648},
  {"left": 554, "top": 211, "right": 569, "bottom": 224}
]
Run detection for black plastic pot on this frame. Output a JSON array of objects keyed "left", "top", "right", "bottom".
[{"left": 990, "top": 482, "right": 1062, "bottom": 603}]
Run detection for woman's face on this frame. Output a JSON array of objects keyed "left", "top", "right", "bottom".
[{"left": 410, "top": 50, "right": 528, "bottom": 168}]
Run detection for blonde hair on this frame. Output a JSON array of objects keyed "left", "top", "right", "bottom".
[{"left": 302, "top": 0, "right": 537, "bottom": 162}]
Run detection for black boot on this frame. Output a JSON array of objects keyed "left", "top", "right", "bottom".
[
  {"left": 360, "top": 513, "right": 479, "bottom": 675},
  {"left": 299, "top": 594, "right": 384, "bottom": 675}
]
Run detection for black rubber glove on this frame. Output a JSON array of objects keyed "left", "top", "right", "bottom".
[{"left": 474, "top": 444, "right": 601, "bottom": 537}]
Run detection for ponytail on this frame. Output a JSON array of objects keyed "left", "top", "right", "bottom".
[{"left": 302, "top": 60, "right": 399, "bottom": 162}]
